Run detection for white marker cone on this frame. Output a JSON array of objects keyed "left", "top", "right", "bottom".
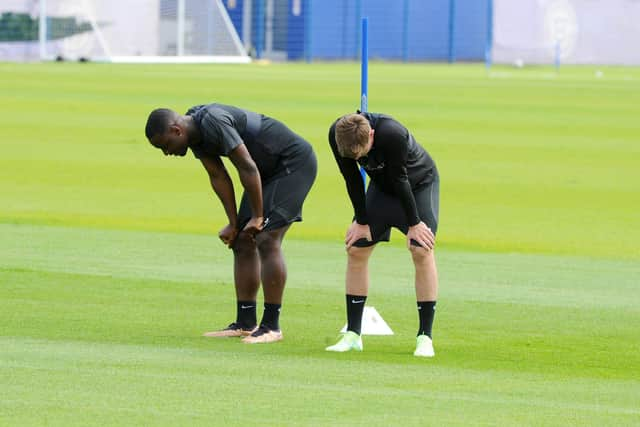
[{"left": 340, "top": 306, "right": 394, "bottom": 335}]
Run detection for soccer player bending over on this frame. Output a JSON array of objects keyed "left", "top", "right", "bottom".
[
  {"left": 326, "top": 112, "right": 440, "bottom": 357},
  {"left": 145, "top": 103, "right": 317, "bottom": 344}
]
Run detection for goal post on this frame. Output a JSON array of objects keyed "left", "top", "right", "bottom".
[
  {"left": 108, "top": 0, "right": 251, "bottom": 63},
  {"left": 1, "top": 0, "right": 250, "bottom": 63}
]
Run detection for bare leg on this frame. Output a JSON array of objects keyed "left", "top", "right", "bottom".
[
  {"left": 256, "top": 225, "right": 290, "bottom": 304},
  {"left": 345, "top": 245, "right": 376, "bottom": 295},
  {"left": 233, "top": 231, "right": 261, "bottom": 301},
  {"left": 410, "top": 247, "right": 438, "bottom": 301}
]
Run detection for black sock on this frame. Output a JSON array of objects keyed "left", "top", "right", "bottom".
[
  {"left": 236, "top": 300, "right": 257, "bottom": 329},
  {"left": 417, "top": 301, "right": 436, "bottom": 337},
  {"left": 260, "top": 303, "right": 282, "bottom": 331},
  {"left": 346, "top": 294, "right": 367, "bottom": 335}
]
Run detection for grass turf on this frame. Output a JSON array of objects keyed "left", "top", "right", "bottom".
[
  {"left": 1, "top": 224, "right": 639, "bottom": 426},
  {"left": 1, "top": 62, "right": 639, "bottom": 258},
  {"left": 1, "top": 62, "right": 639, "bottom": 425}
]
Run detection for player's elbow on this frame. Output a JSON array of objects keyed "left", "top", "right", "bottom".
[{"left": 238, "top": 162, "right": 259, "bottom": 178}]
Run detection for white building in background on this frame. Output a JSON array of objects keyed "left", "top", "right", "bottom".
[{"left": 493, "top": 0, "right": 640, "bottom": 65}]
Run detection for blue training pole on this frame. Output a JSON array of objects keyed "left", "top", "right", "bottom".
[
  {"left": 360, "top": 17, "right": 368, "bottom": 184},
  {"left": 360, "top": 18, "right": 368, "bottom": 112},
  {"left": 485, "top": 0, "right": 493, "bottom": 72}
]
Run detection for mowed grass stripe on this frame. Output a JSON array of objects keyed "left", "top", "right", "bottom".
[
  {"left": 2, "top": 337, "right": 639, "bottom": 427},
  {"left": 1, "top": 224, "right": 638, "bottom": 307}
]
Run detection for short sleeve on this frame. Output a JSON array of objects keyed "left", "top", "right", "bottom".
[{"left": 200, "top": 109, "right": 244, "bottom": 156}]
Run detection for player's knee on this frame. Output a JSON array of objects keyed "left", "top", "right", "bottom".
[
  {"left": 409, "top": 244, "right": 432, "bottom": 261},
  {"left": 257, "top": 234, "right": 282, "bottom": 256},
  {"left": 233, "top": 231, "right": 256, "bottom": 254},
  {"left": 346, "top": 245, "right": 373, "bottom": 264}
]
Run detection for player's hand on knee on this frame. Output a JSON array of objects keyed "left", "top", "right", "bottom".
[
  {"left": 218, "top": 224, "right": 239, "bottom": 248},
  {"left": 345, "top": 221, "right": 372, "bottom": 249},
  {"left": 242, "top": 216, "right": 264, "bottom": 239},
  {"left": 407, "top": 222, "right": 435, "bottom": 250}
]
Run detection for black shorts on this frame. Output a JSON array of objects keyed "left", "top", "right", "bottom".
[
  {"left": 237, "top": 150, "right": 317, "bottom": 232},
  {"left": 353, "top": 173, "right": 440, "bottom": 247}
]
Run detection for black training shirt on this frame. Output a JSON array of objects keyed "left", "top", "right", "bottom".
[
  {"left": 329, "top": 112, "right": 436, "bottom": 226},
  {"left": 187, "top": 103, "right": 311, "bottom": 180}
]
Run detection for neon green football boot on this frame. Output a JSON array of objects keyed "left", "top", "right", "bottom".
[
  {"left": 414, "top": 335, "right": 435, "bottom": 357},
  {"left": 325, "top": 331, "right": 363, "bottom": 352}
]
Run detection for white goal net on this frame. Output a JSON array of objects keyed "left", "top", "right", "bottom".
[{"left": 0, "top": 0, "right": 250, "bottom": 63}]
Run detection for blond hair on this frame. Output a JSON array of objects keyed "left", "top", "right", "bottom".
[{"left": 335, "top": 114, "right": 371, "bottom": 158}]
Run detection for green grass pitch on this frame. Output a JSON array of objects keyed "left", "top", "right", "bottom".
[{"left": 1, "top": 61, "right": 639, "bottom": 426}]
